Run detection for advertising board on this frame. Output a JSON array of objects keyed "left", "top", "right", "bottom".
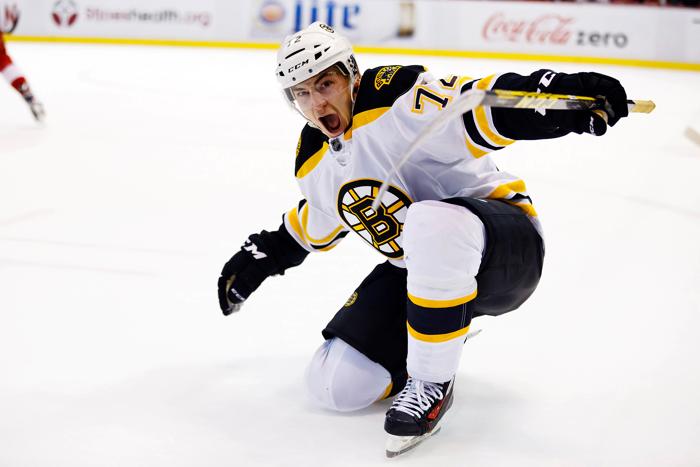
[{"left": 2, "top": 0, "right": 698, "bottom": 68}]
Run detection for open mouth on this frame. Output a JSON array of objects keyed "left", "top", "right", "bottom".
[{"left": 319, "top": 114, "right": 342, "bottom": 134}]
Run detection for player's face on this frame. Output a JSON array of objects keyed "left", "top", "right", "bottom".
[{"left": 290, "top": 67, "right": 353, "bottom": 138}]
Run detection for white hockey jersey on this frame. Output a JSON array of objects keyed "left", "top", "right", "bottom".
[{"left": 283, "top": 65, "right": 541, "bottom": 267}]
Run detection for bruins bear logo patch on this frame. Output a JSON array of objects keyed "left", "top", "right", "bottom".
[
  {"left": 337, "top": 179, "right": 412, "bottom": 259},
  {"left": 374, "top": 66, "right": 401, "bottom": 91}
]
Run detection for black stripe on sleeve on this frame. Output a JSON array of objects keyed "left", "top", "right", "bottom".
[{"left": 460, "top": 80, "right": 502, "bottom": 151}]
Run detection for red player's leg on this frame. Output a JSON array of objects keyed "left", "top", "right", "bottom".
[{"left": 0, "top": 37, "right": 45, "bottom": 121}]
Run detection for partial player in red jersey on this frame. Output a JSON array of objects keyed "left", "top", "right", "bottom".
[{"left": 0, "top": 30, "right": 45, "bottom": 121}]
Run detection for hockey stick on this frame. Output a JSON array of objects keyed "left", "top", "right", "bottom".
[
  {"left": 371, "top": 89, "right": 655, "bottom": 211},
  {"left": 476, "top": 89, "right": 655, "bottom": 113}
]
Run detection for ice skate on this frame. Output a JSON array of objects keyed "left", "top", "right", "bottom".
[
  {"left": 27, "top": 98, "right": 45, "bottom": 122},
  {"left": 384, "top": 377, "right": 454, "bottom": 458}
]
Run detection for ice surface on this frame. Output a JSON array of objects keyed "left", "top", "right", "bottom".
[{"left": 1, "top": 42, "right": 699, "bottom": 467}]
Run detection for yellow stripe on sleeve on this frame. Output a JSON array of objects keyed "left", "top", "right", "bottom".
[
  {"left": 487, "top": 181, "right": 539, "bottom": 216},
  {"left": 475, "top": 74, "right": 496, "bottom": 91},
  {"left": 488, "top": 180, "right": 527, "bottom": 199},
  {"left": 472, "top": 74, "right": 515, "bottom": 147},
  {"left": 286, "top": 207, "right": 305, "bottom": 244},
  {"left": 465, "top": 134, "right": 490, "bottom": 159},
  {"left": 407, "top": 323, "right": 471, "bottom": 343},
  {"left": 315, "top": 242, "right": 342, "bottom": 252},
  {"left": 506, "top": 200, "right": 538, "bottom": 217},
  {"left": 474, "top": 105, "right": 515, "bottom": 147},
  {"left": 300, "top": 203, "right": 346, "bottom": 245}
]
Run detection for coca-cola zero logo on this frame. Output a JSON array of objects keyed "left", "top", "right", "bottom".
[
  {"left": 52, "top": 0, "right": 78, "bottom": 27},
  {"left": 576, "top": 30, "right": 627, "bottom": 48},
  {"left": 483, "top": 13, "right": 573, "bottom": 45},
  {"left": 483, "top": 12, "right": 628, "bottom": 49}
]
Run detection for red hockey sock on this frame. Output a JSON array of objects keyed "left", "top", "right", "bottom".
[
  {"left": 0, "top": 53, "right": 11, "bottom": 71},
  {"left": 11, "top": 76, "right": 30, "bottom": 97},
  {"left": 1, "top": 61, "right": 32, "bottom": 100}
]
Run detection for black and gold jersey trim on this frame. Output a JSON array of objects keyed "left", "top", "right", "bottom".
[
  {"left": 460, "top": 80, "right": 502, "bottom": 152},
  {"left": 285, "top": 199, "right": 348, "bottom": 252},
  {"left": 353, "top": 65, "right": 426, "bottom": 116},
  {"left": 295, "top": 124, "right": 329, "bottom": 179},
  {"left": 309, "top": 230, "right": 349, "bottom": 250}
]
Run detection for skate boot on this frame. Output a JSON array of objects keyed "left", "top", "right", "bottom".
[
  {"left": 26, "top": 98, "right": 45, "bottom": 122},
  {"left": 16, "top": 82, "right": 45, "bottom": 122},
  {"left": 384, "top": 376, "right": 454, "bottom": 458}
]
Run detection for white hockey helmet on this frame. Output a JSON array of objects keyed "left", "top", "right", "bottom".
[{"left": 276, "top": 22, "right": 359, "bottom": 107}]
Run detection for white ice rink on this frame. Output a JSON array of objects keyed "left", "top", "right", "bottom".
[{"left": 1, "top": 42, "right": 700, "bottom": 467}]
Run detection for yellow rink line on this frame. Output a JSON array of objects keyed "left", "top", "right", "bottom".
[{"left": 6, "top": 35, "right": 700, "bottom": 72}]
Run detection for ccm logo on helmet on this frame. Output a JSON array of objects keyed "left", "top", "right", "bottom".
[{"left": 289, "top": 59, "right": 309, "bottom": 73}]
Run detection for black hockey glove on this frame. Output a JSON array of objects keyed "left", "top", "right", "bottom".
[
  {"left": 547, "top": 71, "right": 629, "bottom": 136},
  {"left": 490, "top": 69, "right": 629, "bottom": 141},
  {"left": 217, "top": 224, "right": 309, "bottom": 316}
]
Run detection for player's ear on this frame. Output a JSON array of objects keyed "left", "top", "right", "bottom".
[{"left": 353, "top": 74, "right": 362, "bottom": 96}]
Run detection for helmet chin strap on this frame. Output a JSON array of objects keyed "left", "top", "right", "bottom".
[
  {"left": 349, "top": 76, "right": 359, "bottom": 114},
  {"left": 342, "top": 75, "right": 361, "bottom": 134}
]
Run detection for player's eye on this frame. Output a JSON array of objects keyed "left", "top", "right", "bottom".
[{"left": 318, "top": 80, "right": 334, "bottom": 91}]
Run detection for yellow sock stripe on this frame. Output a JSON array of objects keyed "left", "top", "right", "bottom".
[
  {"left": 377, "top": 382, "right": 394, "bottom": 401},
  {"left": 408, "top": 289, "right": 477, "bottom": 308},
  {"left": 407, "top": 322, "right": 471, "bottom": 343},
  {"left": 296, "top": 142, "right": 328, "bottom": 179}
]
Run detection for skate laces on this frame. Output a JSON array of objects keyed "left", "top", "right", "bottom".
[{"left": 390, "top": 378, "right": 445, "bottom": 418}]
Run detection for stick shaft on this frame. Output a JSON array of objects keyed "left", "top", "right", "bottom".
[{"left": 483, "top": 89, "right": 655, "bottom": 113}]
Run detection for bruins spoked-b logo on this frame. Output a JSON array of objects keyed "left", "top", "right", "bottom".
[{"left": 337, "top": 179, "right": 412, "bottom": 259}]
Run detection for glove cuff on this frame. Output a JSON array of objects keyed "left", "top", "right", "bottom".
[{"left": 250, "top": 223, "right": 309, "bottom": 275}]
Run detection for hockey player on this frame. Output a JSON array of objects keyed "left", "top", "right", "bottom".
[
  {"left": 217, "top": 22, "right": 629, "bottom": 456},
  {"left": 0, "top": 30, "right": 45, "bottom": 121}
]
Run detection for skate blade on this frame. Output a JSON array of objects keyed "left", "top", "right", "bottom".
[{"left": 385, "top": 427, "right": 441, "bottom": 458}]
